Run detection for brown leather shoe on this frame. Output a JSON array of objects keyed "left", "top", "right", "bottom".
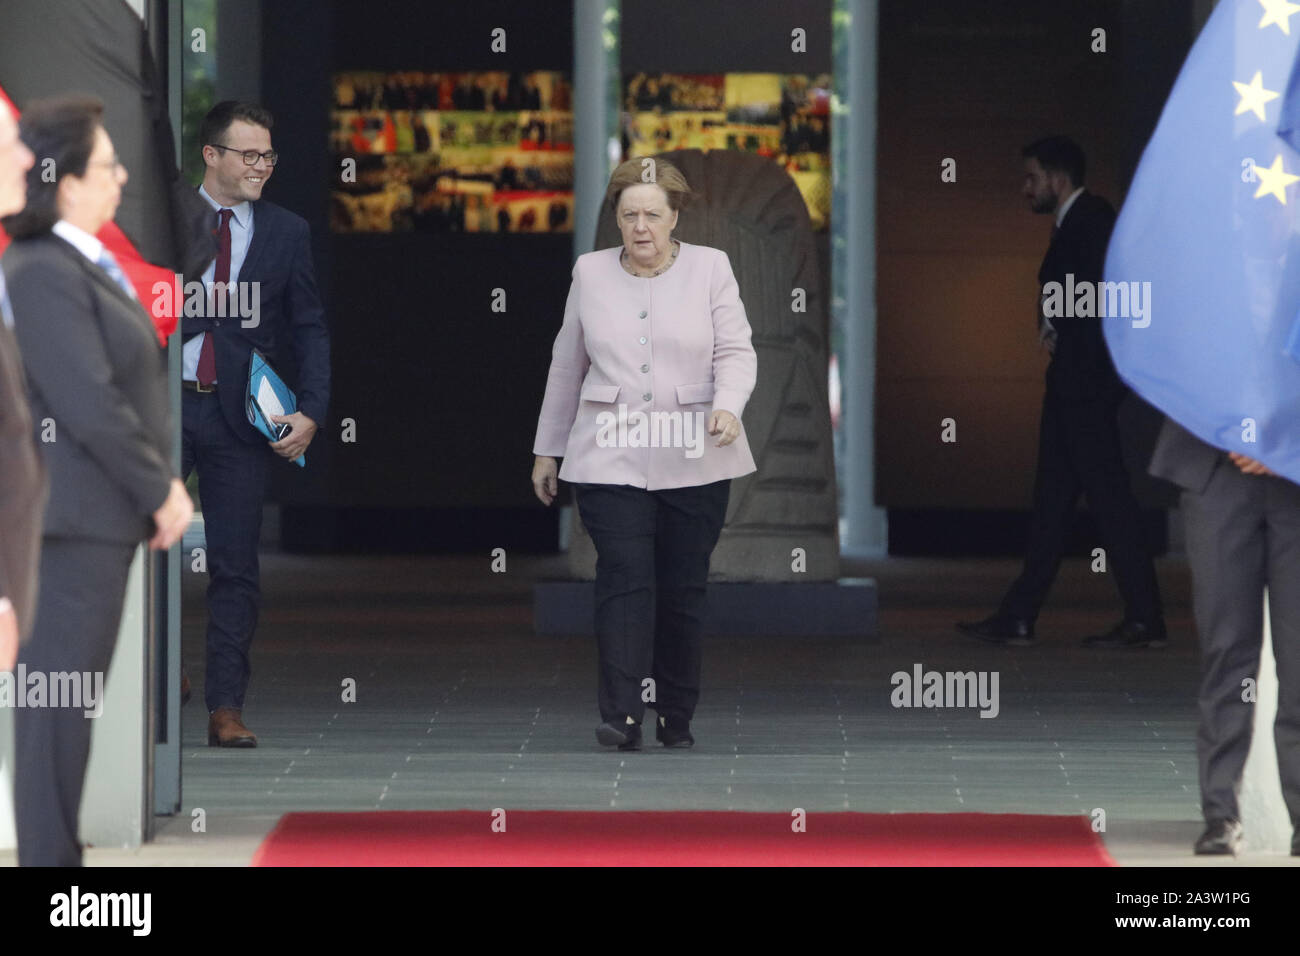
[
  {"left": 180, "top": 671, "right": 192, "bottom": 706},
  {"left": 208, "top": 707, "right": 258, "bottom": 748}
]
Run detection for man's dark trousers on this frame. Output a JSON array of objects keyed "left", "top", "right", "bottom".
[
  {"left": 181, "top": 388, "right": 268, "bottom": 712},
  {"left": 1181, "top": 457, "right": 1300, "bottom": 827},
  {"left": 576, "top": 480, "right": 730, "bottom": 725},
  {"left": 999, "top": 388, "right": 1162, "bottom": 626}
]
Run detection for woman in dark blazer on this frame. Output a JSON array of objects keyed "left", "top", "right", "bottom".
[{"left": 1, "top": 96, "right": 192, "bottom": 866}]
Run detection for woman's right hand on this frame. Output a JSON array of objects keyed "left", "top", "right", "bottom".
[
  {"left": 532, "top": 456, "right": 559, "bottom": 506},
  {"left": 150, "top": 477, "right": 194, "bottom": 550}
]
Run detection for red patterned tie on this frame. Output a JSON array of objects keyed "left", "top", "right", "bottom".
[{"left": 197, "top": 208, "right": 233, "bottom": 387}]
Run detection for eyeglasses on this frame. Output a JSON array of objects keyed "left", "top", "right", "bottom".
[
  {"left": 85, "top": 156, "right": 125, "bottom": 174},
  {"left": 208, "top": 144, "right": 279, "bottom": 166}
]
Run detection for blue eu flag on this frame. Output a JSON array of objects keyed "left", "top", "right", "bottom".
[{"left": 1105, "top": 0, "right": 1300, "bottom": 483}]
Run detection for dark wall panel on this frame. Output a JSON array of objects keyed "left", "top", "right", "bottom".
[
  {"left": 876, "top": 0, "right": 1192, "bottom": 512},
  {"left": 622, "top": 0, "right": 831, "bottom": 72}
]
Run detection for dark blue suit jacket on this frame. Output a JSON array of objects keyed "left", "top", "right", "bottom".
[
  {"left": 1039, "top": 191, "right": 1125, "bottom": 403},
  {"left": 182, "top": 198, "right": 330, "bottom": 445}
]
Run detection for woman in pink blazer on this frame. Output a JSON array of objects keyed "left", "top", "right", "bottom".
[{"left": 532, "top": 157, "right": 757, "bottom": 750}]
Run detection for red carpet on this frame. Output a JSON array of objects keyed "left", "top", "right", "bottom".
[{"left": 251, "top": 811, "right": 1115, "bottom": 866}]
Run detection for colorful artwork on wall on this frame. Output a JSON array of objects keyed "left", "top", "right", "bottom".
[{"left": 330, "top": 70, "right": 574, "bottom": 234}]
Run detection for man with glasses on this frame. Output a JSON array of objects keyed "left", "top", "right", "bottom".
[{"left": 185, "top": 101, "right": 330, "bottom": 746}]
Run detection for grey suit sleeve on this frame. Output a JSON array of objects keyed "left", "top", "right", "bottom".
[
  {"left": 0, "top": 338, "right": 19, "bottom": 606},
  {"left": 1147, "top": 416, "right": 1223, "bottom": 494},
  {"left": 9, "top": 258, "right": 173, "bottom": 518}
]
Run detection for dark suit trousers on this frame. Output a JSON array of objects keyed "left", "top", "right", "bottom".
[
  {"left": 575, "top": 481, "right": 729, "bottom": 724},
  {"left": 1182, "top": 461, "right": 1300, "bottom": 827},
  {"left": 14, "top": 538, "right": 135, "bottom": 866},
  {"left": 181, "top": 390, "right": 269, "bottom": 712},
  {"left": 1000, "top": 391, "right": 1162, "bottom": 625}
]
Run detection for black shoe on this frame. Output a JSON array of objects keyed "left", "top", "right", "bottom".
[
  {"left": 1292, "top": 828, "right": 1299, "bottom": 857},
  {"left": 1194, "top": 819, "right": 1242, "bottom": 855},
  {"left": 656, "top": 714, "right": 695, "bottom": 748},
  {"left": 1082, "top": 619, "right": 1168, "bottom": 649},
  {"left": 596, "top": 717, "right": 642, "bottom": 751},
  {"left": 956, "top": 614, "right": 1035, "bottom": 646}
]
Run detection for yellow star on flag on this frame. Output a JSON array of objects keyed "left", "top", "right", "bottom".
[
  {"left": 1234, "top": 71, "right": 1280, "bottom": 121},
  {"left": 1254, "top": 154, "right": 1300, "bottom": 204},
  {"left": 1259, "top": 0, "right": 1300, "bottom": 34}
]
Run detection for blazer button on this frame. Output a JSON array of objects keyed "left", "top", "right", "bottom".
[
  {"left": 643, "top": 392, "right": 652, "bottom": 401},
  {"left": 638, "top": 310, "right": 647, "bottom": 319},
  {"left": 638, "top": 336, "right": 647, "bottom": 345},
  {"left": 640, "top": 364, "right": 649, "bottom": 373}
]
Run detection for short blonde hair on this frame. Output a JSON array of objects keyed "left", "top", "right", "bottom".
[{"left": 605, "top": 156, "right": 695, "bottom": 212}]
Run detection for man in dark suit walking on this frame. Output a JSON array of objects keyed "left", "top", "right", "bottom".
[
  {"left": 1149, "top": 419, "right": 1300, "bottom": 856},
  {"left": 0, "top": 93, "right": 45, "bottom": 673},
  {"left": 185, "top": 102, "right": 330, "bottom": 746},
  {"left": 959, "top": 136, "right": 1164, "bottom": 648}
]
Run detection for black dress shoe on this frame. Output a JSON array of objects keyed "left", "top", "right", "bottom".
[
  {"left": 1194, "top": 818, "right": 1242, "bottom": 855},
  {"left": 956, "top": 614, "right": 1035, "bottom": 646},
  {"left": 596, "top": 717, "right": 642, "bottom": 751},
  {"left": 1082, "top": 619, "right": 1168, "bottom": 649},
  {"left": 656, "top": 714, "right": 694, "bottom": 748}
]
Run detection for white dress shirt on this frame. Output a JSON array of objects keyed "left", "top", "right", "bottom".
[
  {"left": 51, "top": 218, "right": 105, "bottom": 264},
  {"left": 183, "top": 183, "right": 254, "bottom": 382},
  {"left": 1055, "top": 186, "right": 1085, "bottom": 228}
]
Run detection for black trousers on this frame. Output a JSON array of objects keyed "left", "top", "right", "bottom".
[
  {"left": 181, "top": 389, "right": 269, "bottom": 712},
  {"left": 575, "top": 480, "right": 730, "bottom": 724},
  {"left": 14, "top": 538, "right": 135, "bottom": 867},
  {"left": 1182, "top": 461, "right": 1300, "bottom": 827},
  {"left": 1000, "top": 391, "right": 1162, "bottom": 625}
]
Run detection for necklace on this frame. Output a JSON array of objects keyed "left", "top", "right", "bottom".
[{"left": 622, "top": 239, "right": 679, "bottom": 277}]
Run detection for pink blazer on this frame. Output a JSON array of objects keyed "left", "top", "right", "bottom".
[{"left": 534, "top": 240, "right": 757, "bottom": 490}]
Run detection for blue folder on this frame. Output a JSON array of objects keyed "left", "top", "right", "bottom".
[{"left": 246, "top": 349, "right": 305, "bottom": 467}]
